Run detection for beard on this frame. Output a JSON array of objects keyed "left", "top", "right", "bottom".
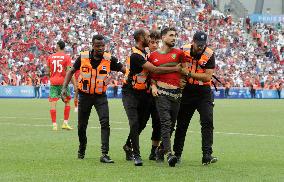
[{"left": 166, "top": 41, "right": 175, "bottom": 48}]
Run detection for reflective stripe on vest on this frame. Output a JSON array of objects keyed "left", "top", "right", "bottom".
[
  {"left": 183, "top": 44, "right": 213, "bottom": 86},
  {"left": 123, "top": 47, "right": 149, "bottom": 90},
  {"left": 78, "top": 51, "right": 111, "bottom": 94}
]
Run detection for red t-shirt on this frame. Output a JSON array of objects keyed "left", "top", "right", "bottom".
[
  {"left": 148, "top": 48, "right": 186, "bottom": 87},
  {"left": 47, "top": 52, "right": 72, "bottom": 85}
]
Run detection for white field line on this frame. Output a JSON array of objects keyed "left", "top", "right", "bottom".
[
  {"left": 0, "top": 116, "right": 283, "bottom": 138},
  {"left": 0, "top": 116, "right": 127, "bottom": 124}
]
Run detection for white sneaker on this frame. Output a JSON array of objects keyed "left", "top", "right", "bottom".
[{"left": 74, "top": 107, "right": 78, "bottom": 112}]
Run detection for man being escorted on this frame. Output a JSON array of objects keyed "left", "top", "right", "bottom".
[
  {"left": 149, "top": 27, "right": 187, "bottom": 167},
  {"left": 62, "top": 35, "right": 125, "bottom": 163},
  {"left": 122, "top": 28, "right": 183, "bottom": 166},
  {"left": 173, "top": 31, "right": 218, "bottom": 165}
]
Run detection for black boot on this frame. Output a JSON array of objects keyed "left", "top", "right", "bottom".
[
  {"left": 100, "top": 154, "right": 114, "bottom": 163},
  {"left": 155, "top": 146, "right": 164, "bottom": 162},
  {"left": 133, "top": 155, "right": 143, "bottom": 166},
  {"left": 78, "top": 144, "right": 86, "bottom": 159},
  {"left": 123, "top": 144, "right": 133, "bottom": 161},
  {"left": 202, "top": 154, "right": 218, "bottom": 165},
  {"left": 167, "top": 153, "right": 178, "bottom": 167},
  {"left": 149, "top": 145, "right": 157, "bottom": 160}
]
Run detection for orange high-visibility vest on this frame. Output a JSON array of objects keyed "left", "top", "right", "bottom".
[
  {"left": 78, "top": 51, "right": 111, "bottom": 94},
  {"left": 124, "top": 47, "right": 149, "bottom": 90},
  {"left": 183, "top": 44, "right": 214, "bottom": 86}
]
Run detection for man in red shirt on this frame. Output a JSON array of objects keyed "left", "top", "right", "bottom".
[
  {"left": 148, "top": 27, "right": 187, "bottom": 167},
  {"left": 122, "top": 29, "right": 184, "bottom": 166},
  {"left": 47, "top": 41, "right": 76, "bottom": 131}
]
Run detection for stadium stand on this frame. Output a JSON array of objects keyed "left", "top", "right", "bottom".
[{"left": 0, "top": 0, "right": 283, "bottom": 89}]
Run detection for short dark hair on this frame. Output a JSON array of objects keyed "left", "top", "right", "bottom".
[
  {"left": 92, "top": 34, "right": 105, "bottom": 43},
  {"left": 161, "top": 27, "right": 176, "bottom": 36},
  {"left": 150, "top": 30, "right": 161, "bottom": 40},
  {"left": 57, "top": 40, "right": 65, "bottom": 50},
  {"left": 133, "top": 29, "right": 146, "bottom": 42}
]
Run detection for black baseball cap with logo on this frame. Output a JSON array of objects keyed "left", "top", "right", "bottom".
[{"left": 193, "top": 31, "right": 207, "bottom": 46}]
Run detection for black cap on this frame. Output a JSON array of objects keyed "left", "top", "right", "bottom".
[{"left": 193, "top": 31, "right": 207, "bottom": 45}]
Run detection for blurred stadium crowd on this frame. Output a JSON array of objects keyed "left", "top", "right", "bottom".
[{"left": 0, "top": 0, "right": 283, "bottom": 89}]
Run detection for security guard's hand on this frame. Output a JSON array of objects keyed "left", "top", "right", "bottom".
[
  {"left": 180, "top": 78, "right": 187, "bottom": 89},
  {"left": 61, "top": 87, "right": 67, "bottom": 102},
  {"left": 175, "top": 63, "right": 182, "bottom": 72},
  {"left": 151, "top": 84, "right": 158, "bottom": 97},
  {"left": 180, "top": 67, "right": 189, "bottom": 76}
]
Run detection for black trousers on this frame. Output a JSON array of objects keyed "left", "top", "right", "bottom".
[
  {"left": 155, "top": 95, "right": 180, "bottom": 154},
  {"left": 113, "top": 86, "right": 118, "bottom": 97},
  {"left": 173, "top": 85, "right": 214, "bottom": 156},
  {"left": 250, "top": 89, "right": 256, "bottom": 98},
  {"left": 146, "top": 95, "right": 161, "bottom": 142},
  {"left": 122, "top": 89, "right": 152, "bottom": 157},
  {"left": 34, "top": 86, "right": 40, "bottom": 98},
  {"left": 277, "top": 90, "right": 281, "bottom": 99},
  {"left": 225, "top": 88, "right": 229, "bottom": 98},
  {"left": 78, "top": 93, "right": 110, "bottom": 154},
  {"left": 124, "top": 94, "right": 161, "bottom": 148}
]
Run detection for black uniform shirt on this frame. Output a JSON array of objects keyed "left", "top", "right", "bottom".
[
  {"left": 190, "top": 46, "right": 215, "bottom": 69},
  {"left": 73, "top": 50, "right": 123, "bottom": 95},
  {"left": 182, "top": 46, "right": 215, "bottom": 102},
  {"left": 122, "top": 47, "right": 147, "bottom": 91}
]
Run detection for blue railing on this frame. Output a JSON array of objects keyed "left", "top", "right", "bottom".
[{"left": 0, "top": 86, "right": 283, "bottom": 99}]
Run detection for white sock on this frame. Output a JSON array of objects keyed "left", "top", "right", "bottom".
[{"left": 64, "top": 120, "right": 68, "bottom": 124}]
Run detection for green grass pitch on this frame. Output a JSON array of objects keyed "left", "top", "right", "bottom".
[{"left": 0, "top": 99, "right": 283, "bottom": 182}]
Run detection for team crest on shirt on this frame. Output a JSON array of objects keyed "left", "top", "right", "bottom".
[
  {"left": 102, "top": 66, "right": 107, "bottom": 71},
  {"left": 82, "top": 67, "right": 88, "bottom": 72},
  {"left": 171, "top": 54, "right": 177, "bottom": 59}
]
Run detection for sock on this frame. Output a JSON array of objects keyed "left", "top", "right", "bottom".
[
  {"left": 64, "top": 106, "right": 71, "bottom": 122},
  {"left": 50, "top": 109, "right": 56, "bottom": 124},
  {"left": 74, "top": 99, "right": 78, "bottom": 108}
]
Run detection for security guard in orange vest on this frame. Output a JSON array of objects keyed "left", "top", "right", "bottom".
[
  {"left": 122, "top": 29, "right": 183, "bottom": 166},
  {"left": 61, "top": 35, "right": 125, "bottom": 163},
  {"left": 173, "top": 31, "right": 218, "bottom": 165}
]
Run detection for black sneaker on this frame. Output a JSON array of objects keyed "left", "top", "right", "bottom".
[
  {"left": 77, "top": 145, "right": 86, "bottom": 159},
  {"left": 202, "top": 154, "right": 218, "bottom": 165},
  {"left": 133, "top": 155, "right": 143, "bottom": 166},
  {"left": 149, "top": 151, "right": 156, "bottom": 160},
  {"left": 123, "top": 144, "right": 133, "bottom": 161},
  {"left": 155, "top": 147, "right": 164, "bottom": 162},
  {"left": 167, "top": 153, "right": 178, "bottom": 167},
  {"left": 100, "top": 154, "right": 114, "bottom": 163}
]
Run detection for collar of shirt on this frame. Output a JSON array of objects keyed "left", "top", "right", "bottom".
[{"left": 135, "top": 46, "right": 147, "bottom": 55}]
